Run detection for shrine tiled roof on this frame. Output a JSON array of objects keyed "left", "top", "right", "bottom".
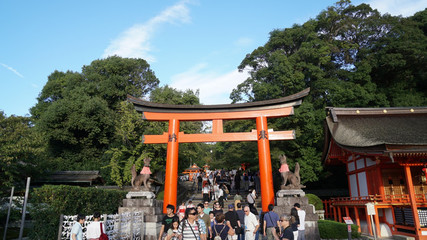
[
  {"left": 324, "top": 107, "right": 427, "bottom": 155},
  {"left": 36, "top": 171, "right": 104, "bottom": 185}
]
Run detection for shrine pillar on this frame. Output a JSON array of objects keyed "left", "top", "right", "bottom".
[
  {"left": 163, "top": 119, "right": 180, "bottom": 213},
  {"left": 404, "top": 165, "right": 422, "bottom": 238},
  {"left": 256, "top": 116, "right": 274, "bottom": 211}
]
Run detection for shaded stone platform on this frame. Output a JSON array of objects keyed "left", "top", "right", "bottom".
[{"left": 274, "top": 189, "right": 320, "bottom": 240}]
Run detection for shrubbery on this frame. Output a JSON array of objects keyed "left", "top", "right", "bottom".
[
  {"left": 318, "top": 220, "right": 360, "bottom": 239},
  {"left": 29, "top": 185, "right": 127, "bottom": 240},
  {"left": 306, "top": 193, "right": 323, "bottom": 210}
]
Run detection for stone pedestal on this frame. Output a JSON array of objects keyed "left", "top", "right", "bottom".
[
  {"left": 274, "top": 190, "right": 320, "bottom": 240},
  {"left": 119, "top": 191, "right": 163, "bottom": 240},
  {"left": 126, "top": 191, "right": 156, "bottom": 199}
]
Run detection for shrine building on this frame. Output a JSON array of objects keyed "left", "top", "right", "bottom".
[
  {"left": 182, "top": 163, "right": 202, "bottom": 181},
  {"left": 323, "top": 107, "right": 427, "bottom": 239}
]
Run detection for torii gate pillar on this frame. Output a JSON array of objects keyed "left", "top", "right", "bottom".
[
  {"left": 164, "top": 119, "right": 180, "bottom": 212},
  {"left": 257, "top": 116, "right": 275, "bottom": 209}
]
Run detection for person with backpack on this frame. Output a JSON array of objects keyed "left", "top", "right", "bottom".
[
  {"left": 178, "top": 207, "right": 206, "bottom": 240},
  {"left": 246, "top": 189, "right": 258, "bottom": 216},
  {"left": 212, "top": 213, "right": 233, "bottom": 240}
]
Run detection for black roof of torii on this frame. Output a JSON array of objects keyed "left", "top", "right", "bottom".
[{"left": 127, "top": 87, "right": 310, "bottom": 113}]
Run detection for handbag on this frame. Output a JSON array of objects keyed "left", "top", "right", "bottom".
[
  {"left": 100, "top": 222, "right": 109, "bottom": 240},
  {"left": 234, "top": 226, "right": 243, "bottom": 234}
]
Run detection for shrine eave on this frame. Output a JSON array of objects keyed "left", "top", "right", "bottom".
[
  {"left": 322, "top": 106, "right": 427, "bottom": 165},
  {"left": 127, "top": 88, "right": 310, "bottom": 113}
]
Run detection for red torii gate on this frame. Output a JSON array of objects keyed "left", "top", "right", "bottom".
[{"left": 128, "top": 88, "right": 309, "bottom": 213}]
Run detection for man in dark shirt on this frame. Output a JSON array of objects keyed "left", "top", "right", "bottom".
[
  {"left": 158, "top": 204, "right": 178, "bottom": 240},
  {"left": 225, "top": 204, "right": 241, "bottom": 240},
  {"left": 235, "top": 203, "right": 245, "bottom": 240}
]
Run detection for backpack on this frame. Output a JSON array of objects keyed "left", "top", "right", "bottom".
[{"left": 214, "top": 224, "right": 225, "bottom": 240}]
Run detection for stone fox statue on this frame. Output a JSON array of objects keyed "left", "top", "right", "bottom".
[
  {"left": 279, "top": 154, "right": 304, "bottom": 189},
  {"left": 131, "top": 158, "right": 152, "bottom": 191}
]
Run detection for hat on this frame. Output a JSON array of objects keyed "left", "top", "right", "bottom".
[{"left": 228, "top": 204, "right": 234, "bottom": 209}]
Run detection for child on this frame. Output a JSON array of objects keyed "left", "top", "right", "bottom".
[{"left": 166, "top": 218, "right": 180, "bottom": 240}]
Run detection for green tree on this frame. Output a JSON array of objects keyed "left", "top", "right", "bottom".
[
  {"left": 30, "top": 56, "right": 159, "bottom": 172},
  {"left": 105, "top": 86, "right": 204, "bottom": 186},
  {"left": 0, "top": 111, "right": 45, "bottom": 194},
  {"left": 230, "top": 1, "right": 427, "bottom": 183}
]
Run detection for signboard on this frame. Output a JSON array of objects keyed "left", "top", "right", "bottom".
[
  {"left": 366, "top": 202, "right": 376, "bottom": 215},
  {"left": 343, "top": 217, "right": 354, "bottom": 225}
]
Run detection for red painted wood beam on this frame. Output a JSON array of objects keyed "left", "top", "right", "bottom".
[
  {"left": 142, "top": 107, "right": 294, "bottom": 121},
  {"left": 142, "top": 130, "right": 295, "bottom": 144}
]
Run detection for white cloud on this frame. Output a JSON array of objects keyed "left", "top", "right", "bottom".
[
  {"left": 368, "top": 0, "right": 427, "bottom": 17},
  {"left": 0, "top": 63, "right": 24, "bottom": 78},
  {"left": 102, "top": 0, "right": 192, "bottom": 61},
  {"left": 170, "top": 63, "right": 249, "bottom": 105}
]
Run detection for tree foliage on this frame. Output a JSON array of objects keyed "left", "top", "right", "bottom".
[
  {"left": 0, "top": 112, "right": 46, "bottom": 194},
  {"left": 105, "top": 86, "right": 204, "bottom": 186},
  {"left": 228, "top": 0, "right": 427, "bottom": 183},
  {"left": 30, "top": 56, "right": 159, "bottom": 173}
]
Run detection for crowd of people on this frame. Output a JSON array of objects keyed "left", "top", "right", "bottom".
[
  {"left": 159, "top": 167, "right": 307, "bottom": 240},
  {"left": 158, "top": 200, "right": 306, "bottom": 240},
  {"left": 193, "top": 169, "right": 263, "bottom": 197}
]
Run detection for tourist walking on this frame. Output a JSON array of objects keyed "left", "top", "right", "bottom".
[
  {"left": 212, "top": 213, "right": 233, "bottom": 240},
  {"left": 166, "top": 218, "right": 180, "bottom": 240},
  {"left": 198, "top": 203, "right": 211, "bottom": 234},
  {"left": 290, "top": 208, "right": 299, "bottom": 239},
  {"left": 159, "top": 204, "right": 179, "bottom": 240},
  {"left": 70, "top": 214, "right": 85, "bottom": 240},
  {"left": 212, "top": 201, "right": 224, "bottom": 217},
  {"left": 275, "top": 214, "right": 293, "bottom": 240},
  {"left": 204, "top": 201, "right": 213, "bottom": 215},
  {"left": 244, "top": 206, "right": 259, "bottom": 240},
  {"left": 235, "top": 203, "right": 245, "bottom": 240},
  {"left": 203, "top": 182, "right": 211, "bottom": 203},
  {"left": 247, "top": 189, "right": 258, "bottom": 215},
  {"left": 225, "top": 204, "right": 241, "bottom": 240},
  {"left": 293, "top": 203, "right": 305, "bottom": 240},
  {"left": 178, "top": 202, "right": 187, "bottom": 221},
  {"left": 86, "top": 212, "right": 106, "bottom": 240},
  {"left": 234, "top": 171, "right": 241, "bottom": 193},
  {"left": 178, "top": 207, "right": 207, "bottom": 240},
  {"left": 263, "top": 204, "right": 280, "bottom": 240}
]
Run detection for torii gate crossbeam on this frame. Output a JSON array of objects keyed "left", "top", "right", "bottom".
[{"left": 128, "top": 88, "right": 310, "bottom": 213}]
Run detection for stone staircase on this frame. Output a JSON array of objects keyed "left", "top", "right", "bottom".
[{"left": 188, "top": 189, "right": 262, "bottom": 212}]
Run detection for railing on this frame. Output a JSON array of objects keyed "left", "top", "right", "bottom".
[
  {"left": 325, "top": 193, "right": 426, "bottom": 206},
  {"left": 323, "top": 193, "right": 427, "bottom": 220}
]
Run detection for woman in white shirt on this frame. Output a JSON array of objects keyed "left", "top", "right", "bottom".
[{"left": 86, "top": 212, "right": 106, "bottom": 240}]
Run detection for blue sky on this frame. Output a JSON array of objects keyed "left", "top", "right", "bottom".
[{"left": 1, "top": 0, "right": 426, "bottom": 116}]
